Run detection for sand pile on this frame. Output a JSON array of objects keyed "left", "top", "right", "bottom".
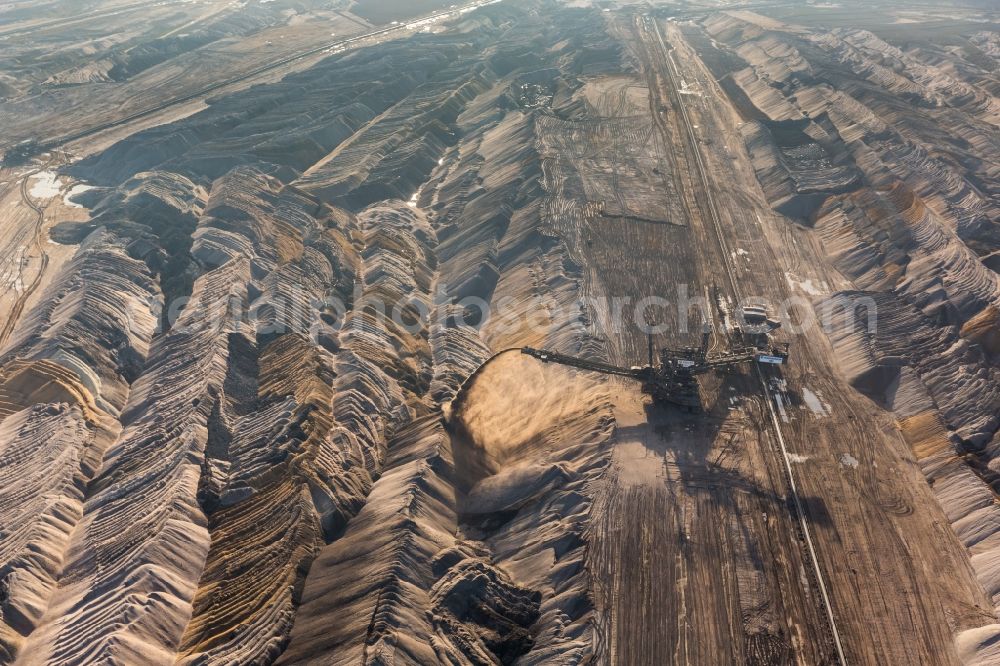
[
  {"left": 448, "top": 352, "right": 614, "bottom": 664},
  {"left": 450, "top": 352, "right": 604, "bottom": 479}
]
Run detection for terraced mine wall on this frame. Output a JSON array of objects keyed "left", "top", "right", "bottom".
[
  {"left": 0, "top": 3, "right": 630, "bottom": 664},
  {"left": 9, "top": 1, "right": 1000, "bottom": 663},
  {"left": 699, "top": 11, "right": 1000, "bottom": 657}
]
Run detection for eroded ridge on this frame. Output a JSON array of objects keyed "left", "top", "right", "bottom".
[{"left": 2, "top": 2, "right": 1000, "bottom": 665}]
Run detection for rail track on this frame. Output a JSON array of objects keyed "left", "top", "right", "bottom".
[
  {"left": 643, "top": 15, "right": 848, "bottom": 665},
  {"left": 0, "top": 1, "right": 152, "bottom": 38},
  {"left": 0, "top": 164, "right": 55, "bottom": 348}
]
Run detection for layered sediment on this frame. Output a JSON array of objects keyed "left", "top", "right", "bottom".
[
  {"left": 0, "top": 4, "right": 626, "bottom": 664},
  {"left": 701, "top": 11, "right": 1000, "bottom": 650},
  {"left": 4, "top": 2, "right": 1000, "bottom": 664}
]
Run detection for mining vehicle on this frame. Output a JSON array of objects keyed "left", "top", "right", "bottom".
[
  {"left": 734, "top": 304, "right": 789, "bottom": 364},
  {"left": 522, "top": 323, "right": 788, "bottom": 412}
]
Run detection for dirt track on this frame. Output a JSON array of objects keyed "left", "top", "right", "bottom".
[
  {"left": 1, "top": 3, "right": 997, "bottom": 663},
  {"left": 583, "top": 14, "right": 995, "bottom": 664}
]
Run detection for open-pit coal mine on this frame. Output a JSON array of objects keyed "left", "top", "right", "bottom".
[{"left": 2, "top": 0, "right": 1000, "bottom": 664}]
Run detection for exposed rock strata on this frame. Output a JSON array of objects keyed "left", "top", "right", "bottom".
[
  {"left": 0, "top": 4, "right": 627, "bottom": 664},
  {"left": 701, "top": 10, "right": 1000, "bottom": 646}
]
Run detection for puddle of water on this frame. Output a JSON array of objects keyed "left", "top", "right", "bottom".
[
  {"left": 63, "top": 183, "right": 94, "bottom": 208},
  {"left": 802, "top": 387, "right": 830, "bottom": 417},
  {"left": 29, "top": 171, "right": 63, "bottom": 199},
  {"left": 840, "top": 453, "right": 859, "bottom": 469},
  {"left": 785, "top": 271, "right": 827, "bottom": 296}
]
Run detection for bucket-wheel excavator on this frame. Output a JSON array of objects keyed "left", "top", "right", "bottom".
[{"left": 522, "top": 320, "right": 788, "bottom": 412}]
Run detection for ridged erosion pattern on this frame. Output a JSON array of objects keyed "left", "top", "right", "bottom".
[
  {"left": 701, "top": 9, "right": 1000, "bottom": 659},
  {"left": 0, "top": 3, "right": 629, "bottom": 664},
  {"left": 12, "top": 1, "right": 1000, "bottom": 664}
]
